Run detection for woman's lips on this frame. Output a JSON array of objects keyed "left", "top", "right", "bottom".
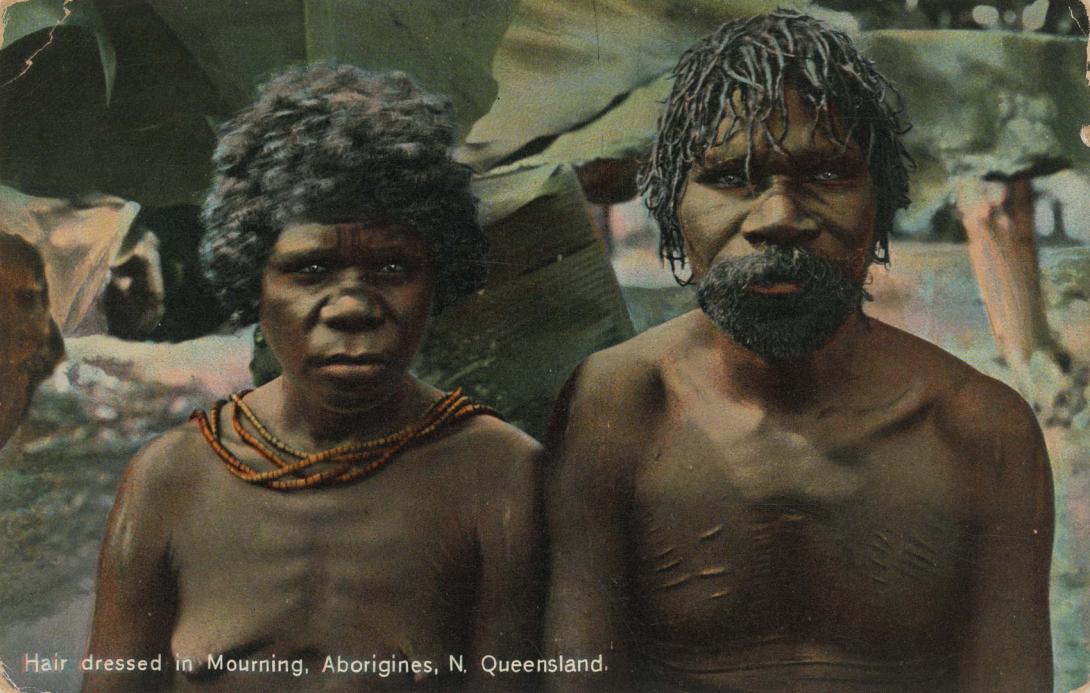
[
  {"left": 318, "top": 363, "right": 384, "bottom": 379},
  {"left": 314, "top": 354, "right": 388, "bottom": 379},
  {"left": 748, "top": 281, "right": 803, "bottom": 296}
]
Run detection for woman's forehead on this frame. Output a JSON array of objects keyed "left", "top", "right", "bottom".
[{"left": 272, "top": 221, "right": 428, "bottom": 255}]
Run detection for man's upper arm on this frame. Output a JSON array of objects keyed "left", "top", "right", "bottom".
[
  {"left": 543, "top": 357, "right": 640, "bottom": 690},
  {"left": 85, "top": 434, "right": 184, "bottom": 692},
  {"left": 950, "top": 381, "right": 1054, "bottom": 692}
]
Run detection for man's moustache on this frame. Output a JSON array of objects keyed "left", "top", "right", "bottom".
[{"left": 712, "top": 246, "right": 855, "bottom": 288}]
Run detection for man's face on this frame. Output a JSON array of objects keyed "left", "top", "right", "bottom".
[
  {"left": 677, "top": 88, "right": 877, "bottom": 359},
  {"left": 0, "top": 247, "right": 64, "bottom": 448},
  {"left": 259, "top": 221, "right": 434, "bottom": 412}
]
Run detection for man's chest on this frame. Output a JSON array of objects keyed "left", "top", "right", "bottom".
[{"left": 627, "top": 411, "right": 974, "bottom": 651}]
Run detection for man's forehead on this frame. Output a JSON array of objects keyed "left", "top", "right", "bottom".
[
  {"left": 700, "top": 88, "right": 862, "bottom": 163},
  {"left": 700, "top": 131, "right": 861, "bottom": 168}
]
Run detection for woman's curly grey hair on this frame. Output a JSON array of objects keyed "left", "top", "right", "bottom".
[
  {"left": 200, "top": 63, "right": 486, "bottom": 323},
  {"left": 640, "top": 10, "right": 913, "bottom": 284}
]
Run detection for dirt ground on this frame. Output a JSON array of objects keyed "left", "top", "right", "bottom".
[{"left": 0, "top": 243, "right": 1087, "bottom": 692}]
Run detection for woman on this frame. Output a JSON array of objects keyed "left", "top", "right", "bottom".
[{"left": 86, "top": 64, "right": 541, "bottom": 692}]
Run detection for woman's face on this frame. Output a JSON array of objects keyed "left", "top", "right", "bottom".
[{"left": 258, "top": 221, "right": 434, "bottom": 413}]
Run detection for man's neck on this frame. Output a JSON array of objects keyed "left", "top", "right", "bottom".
[{"left": 702, "top": 311, "right": 872, "bottom": 412}]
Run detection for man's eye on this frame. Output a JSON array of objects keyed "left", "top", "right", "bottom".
[
  {"left": 694, "top": 165, "right": 747, "bottom": 189},
  {"left": 376, "top": 262, "right": 408, "bottom": 274},
  {"left": 16, "top": 289, "right": 41, "bottom": 311},
  {"left": 812, "top": 170, "right": 843, "bottom": 182},
  {"left": 296, "top": 263, "right": 328, "bottom": 275},
  {"left": 709, "top": 174, "right": 747, "bottom": 188}
]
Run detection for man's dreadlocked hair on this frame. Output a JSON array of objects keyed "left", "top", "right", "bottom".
[
  {"left": 640, "top": 10, "right": 912, "bottom": 282},
  {"left": 200, "top": 63, "right": 486, "bottom": 324}
]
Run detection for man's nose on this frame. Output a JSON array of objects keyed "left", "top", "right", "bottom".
[
  {"left": 319, "top": 286, "right": 384, "bottom": 331},
  {"left": 740, "top": 182, "right": 820, "bottom": 247}
]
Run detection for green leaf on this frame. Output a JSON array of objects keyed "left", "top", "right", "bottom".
[
  {"left": 459, "top": 0, "right": 813, "bottom": 170},
  {"left": 416, "top": 164, "right": 635, "bottom": 437},
  {"left": 857, "top": 31, "right": 1090, "bottom": 227},
  {"left": 519, "top": 75, "right": 673, "bottom": 168},
  {"left": 147, "top": 0, "right": 516, "bottom": 140},
  {"left": 1, "top": 0, "right": 66, "bottom": 49},
  {"left": 146, "top": 0, "right": 308, "bottom": 111},
  {"left": 302, "top": 0, "right": 516, "bottom": 138},
  {"left": 1, "top": 0, "right": 116, "bottom": 103},
  {"left": 90, "top": 15, "right": 114, "bottom": 105}
]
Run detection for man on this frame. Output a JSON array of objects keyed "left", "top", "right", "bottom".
[
  {"left": 86, "top": 65, "right": 541, "bottom": 691},
  {"left": 0, "top": 231, "right": 64, "bottom": 450},
  {"left": 544, "top": 11, "right": 1053, "bottom": 692}
]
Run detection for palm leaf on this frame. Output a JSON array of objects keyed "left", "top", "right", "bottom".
[
  {"left": 459, "top": 0, "right": 814, "bottom": 170},
  {"left": 146, "top": 0, "right": 516, "bottom": 137},
  {"left": 858, "top": 30, "right": 1090, "bottom": 229},
  {"left": 1, "top": 0, "right": 115, "bottom": 103}
]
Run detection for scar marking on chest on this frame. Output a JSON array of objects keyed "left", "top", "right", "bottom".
[
  {"left": 698, "top": 525, "right": 723, "bottom": 540},
  {"left": 652, "top": 546, "right": 676, "bottom": 560},
  {"left": 655, "top": 558, "right": 682, "bottom": 573},
  {"left": 857, "top": 528, "right": 946, "bottom": 588},
  {"left": 654, "top": 573, "right": 695, "bottom": 591},
  {"left": 904, "top": 548, "right": 938, "bottom": 568},
  {"left": 650, "top": 563, "right": 732, "bottom": 593}
]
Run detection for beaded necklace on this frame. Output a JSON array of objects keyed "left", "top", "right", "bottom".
[{"left": 190, "top": 388, "right": 497, "bottom": 490}]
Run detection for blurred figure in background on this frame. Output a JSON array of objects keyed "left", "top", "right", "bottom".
[{"left": 0, "top": 231, "right": 64, "bottom": 449}]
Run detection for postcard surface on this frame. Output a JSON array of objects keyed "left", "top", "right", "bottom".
[{"left": 1, "top": 2, "right": 1088, "bottom": 691}]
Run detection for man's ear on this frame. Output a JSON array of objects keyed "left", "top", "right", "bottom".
[{"left": 679, "top": 233, "right": 702, "bottom": 284}]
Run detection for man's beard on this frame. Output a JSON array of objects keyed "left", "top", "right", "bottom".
[{"left": 695, "top": 246, "right": 867, "bottom": 360}]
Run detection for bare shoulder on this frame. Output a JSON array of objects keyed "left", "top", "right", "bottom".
[
  {"left": 113, "top": 418, "right": 215, "bottom": 518},
  {"left": 421, "top": 406, "right": 539, "bottom": 514},
  {"left": 559, "top": 310, "right": 684, "bottom": 416},
  {"left": 452, "top": 411, "right": 541, "bottom": 459},
  {"left": 448, "top": 411, "right": 542, "bottom": 484},
  {"left": 941, "top": 368, "right": 1041, "bottom": 451},
  {"left": 874, "top": 321, "right": 1045, "bottom": 467},
  {"left": 939, "top": 373, "right": 1050, "bottom": 513},
  {"left": 99, "top": 418, "right": 216, "bottom": 574},
  {"left": 543, "top": 312, "right": 689, "bottom": 490}
]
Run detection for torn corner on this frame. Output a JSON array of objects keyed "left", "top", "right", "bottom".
[{"left": 0, "top": 0, "right": 74, "bottom": 88}]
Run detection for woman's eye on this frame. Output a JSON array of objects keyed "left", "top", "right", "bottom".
[
  {"left": 376, "top": 262, "right": 409, "bottom": 274},
  {"left": 296, "top": 263, "right": 328, "bottom": 275},
  {"left": 812, "top": 170, "right": 843, "bottom": 182}
]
